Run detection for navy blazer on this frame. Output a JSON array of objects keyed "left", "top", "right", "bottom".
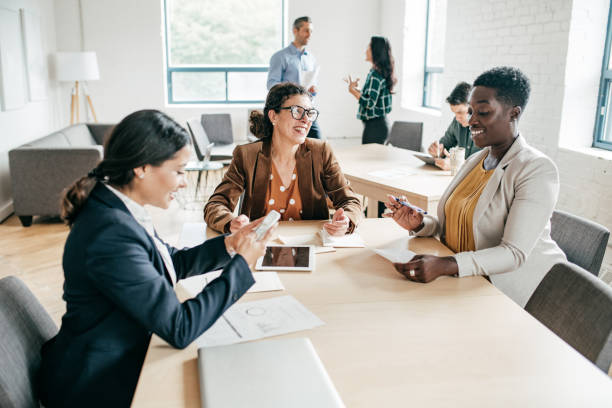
[{"left": 38, "top": 183, "right": 254, "bottom": 407}]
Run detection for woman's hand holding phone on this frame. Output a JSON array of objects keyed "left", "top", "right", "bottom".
[{"left": 225, "top": 217, "right": 277, "bottom": 266}]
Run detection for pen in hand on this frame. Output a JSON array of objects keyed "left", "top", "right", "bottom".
[{"left": 393, "top": 196, "right": 428, "bottom": 214}]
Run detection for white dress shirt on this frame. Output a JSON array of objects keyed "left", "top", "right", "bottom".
[{"left": 104, "top": 184, "right": 178, "bottom": 286}]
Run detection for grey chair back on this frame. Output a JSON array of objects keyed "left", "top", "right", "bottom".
[
  {"left": 186, "top": 118, "right": 211, "bottom": 162},
  {"left": 385, "top": 121, "right": 423, "bottom": 151},
  {"left": 525, "top": 262, "right": 612, "bottom": 373},
  {"left": 0, "top": 276, "right": 57, "bottom": 408},
  {"left": 550, "top": 209, "right": 610, "bottom": 276},
  {"left": 201, "top": 113, "right": 233, "bottom": 145}
]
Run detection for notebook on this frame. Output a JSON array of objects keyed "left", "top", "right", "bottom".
[
  {"left": 319, "top": 229, "right": 365, "bottom": 248},
  {"left": 197, "top": 337, "right": 345, "bottom": 408}
]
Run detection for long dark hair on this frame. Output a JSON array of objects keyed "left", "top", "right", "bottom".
[
  {"left": 61, "top": 109, "right": 190, "bottom": 226},
  {"left": 370, "top": 36, "right": 397, "bottom": 93},
  {"left": 249, "top": 83, "right": 311, "bottom": 139}
]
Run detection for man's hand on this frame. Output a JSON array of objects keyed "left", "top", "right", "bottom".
[
  {"left": 434, "top": 157, "right": 451, "bottom": 171},
  {"left": 427, "top": 141, "right": 448, "bottom": 158}
]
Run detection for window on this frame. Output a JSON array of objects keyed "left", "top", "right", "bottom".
[
  {"left": 163, "top": 0, "right": 285, "bottom": 104},
  {"left": 422, "top": 0, "right": 446, "bottom": 109},
  {"left": 594, "top": 6, "right": 612, "bottom": 150}
]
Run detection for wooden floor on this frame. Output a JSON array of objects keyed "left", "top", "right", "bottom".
[{"left": 0, "top": 203, "right": 204, "bottom": 326}]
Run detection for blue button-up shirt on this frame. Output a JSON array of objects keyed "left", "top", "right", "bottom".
[{"left": 267, "top": 43, "right": 317, "bottom": 90}]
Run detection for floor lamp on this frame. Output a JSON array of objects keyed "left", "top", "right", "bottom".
[{"left": 56, "top": 52, "right": 100, "bottom": 124}]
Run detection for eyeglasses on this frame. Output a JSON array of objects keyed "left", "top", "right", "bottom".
[{"left": 279, "top": 105, "right": 319, "bottom": 122}]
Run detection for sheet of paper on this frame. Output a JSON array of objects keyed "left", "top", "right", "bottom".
[
  {"left": 300, "top": 66, "right": 319, "bottom": 90},
  {"left": 180, "top": 271, "right": 285, "bottom": 296},
  {"left": 196, "top": 295, "right": 324, "bottom": 347},
  {"left": 319, "top": 229, "right": 365, "bottom": 248},
  {"left": 373, "top": 237, "right": 417, "bottom": 263},
  {"left": 373, "top": 248, "right": 416, "bottom": 264},
  {"left": 277, "top": 233, "right": 336, "bottom": 254},
  {"left": 367, "top": 168, "right": 415, "bottom": 179},
  {"left": 178, "top": 222, "right": 207, "bottom": 247}
]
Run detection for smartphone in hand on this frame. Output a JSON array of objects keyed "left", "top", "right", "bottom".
[{"left": 254, "top": 210, "right": 281, "bottom": 240}]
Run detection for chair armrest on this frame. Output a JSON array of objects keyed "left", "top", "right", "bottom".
[{"left": 9, "top": 147, "right": 104, "bottom": 216}]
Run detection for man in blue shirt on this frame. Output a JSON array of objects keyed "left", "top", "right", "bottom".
[{"left": 267, "top": 16, "right": 321, "bottom": 139}]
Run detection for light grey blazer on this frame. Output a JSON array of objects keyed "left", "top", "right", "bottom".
[{"left": 414, "top": 135, "right": 566, "bottom": 307}]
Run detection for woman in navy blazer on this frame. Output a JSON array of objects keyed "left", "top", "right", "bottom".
[{"left": 38, "top": 110, "right": 275, "bottom": 407}]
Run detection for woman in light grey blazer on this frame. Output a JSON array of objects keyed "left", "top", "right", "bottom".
[{"left": 384, "top": 67, "right": 566, "bottom": 307}]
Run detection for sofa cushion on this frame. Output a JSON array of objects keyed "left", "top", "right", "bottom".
[
  {"left": 25, "top": 132, "right": 70, "bottom": 148},
  {"left": 61, "top": 124, "right": 97, "bottom": 146}
]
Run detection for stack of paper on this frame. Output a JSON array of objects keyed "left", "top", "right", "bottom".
[
  {"left": 196, "top": 295, "right": 324, "bottom": 347},
  {"left": 373, "top": 237, "right": 417, "bottom": 263},
  {"left": 277, "top": 233, "right": 335, "bottom": 254},
  {"left": 319, "top": 229, "right": 365, "bottom": 248},
  {"left": 180, "top": 271, "right": 284, "bottom": 296}
]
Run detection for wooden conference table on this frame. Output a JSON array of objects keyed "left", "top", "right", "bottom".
[
  {"left": 334, "top": 144, "right": 453, "bottom": 217},
  {"left": 133, "top": 218, "right": 612, "bottom": 407}
]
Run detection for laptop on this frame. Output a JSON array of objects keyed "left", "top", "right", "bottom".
[{"left": 197, "top": 337, "right": 345, "bottom": 408}]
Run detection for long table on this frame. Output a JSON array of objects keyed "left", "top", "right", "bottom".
[
  {"left": 132, "top": 219, "right": 612, "bottom": 407},
  {"left": 334, "top": 144, "right": 453, "bottom": 217}
]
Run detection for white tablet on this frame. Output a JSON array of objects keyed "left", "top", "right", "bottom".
[
  {"left": 412, "top": 151, "right": 437, "bottom": 166},
  {"left": 255, "top": 245, "right": 315, "bottom": 272}
]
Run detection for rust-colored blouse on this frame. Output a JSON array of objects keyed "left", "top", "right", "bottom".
[{"left": 263, "top": 162, "right": 303, "bottom": 221}]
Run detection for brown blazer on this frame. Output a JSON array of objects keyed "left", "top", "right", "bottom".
[{"left": 204, "top": 137, "right": 363, "bottom": 233}]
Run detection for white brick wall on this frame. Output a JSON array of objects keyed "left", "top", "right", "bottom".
[{"left": 384, "top": 0, "right": 612, "bottom": 277}]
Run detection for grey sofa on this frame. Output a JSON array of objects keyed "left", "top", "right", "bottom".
[{"left": 8, "top": 123, "right": 113, "bottom": 227}]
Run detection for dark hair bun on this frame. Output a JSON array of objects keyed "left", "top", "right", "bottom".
[{"left": 249, "top": 110, "right": 266, "bottom": 139}]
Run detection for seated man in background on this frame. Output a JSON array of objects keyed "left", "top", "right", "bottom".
[{"left": 427, "top": 82, "right": 481, "bottom": 170}]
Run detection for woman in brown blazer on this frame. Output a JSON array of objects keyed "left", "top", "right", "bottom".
[{"left": 204, "top": 83, "right": 363, "bottom": 234}]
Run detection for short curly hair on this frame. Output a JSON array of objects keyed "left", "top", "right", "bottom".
[
  {"left": 473, "top": 66, "right": 531, "bottom": 110},
  {"left": 445, "top": 82, "right": 471, "bottom": 105}
]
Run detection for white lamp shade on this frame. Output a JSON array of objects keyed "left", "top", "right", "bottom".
[{"left": 55, "top": 52, "right": 100, "bottom": 81}]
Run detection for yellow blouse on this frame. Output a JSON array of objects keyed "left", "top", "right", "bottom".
[
  {"left": 263, "top": 162, "right": 303, "bottom": 221},
  {"left": 444, "top": 156, "right": 494, "bottom": 253}
]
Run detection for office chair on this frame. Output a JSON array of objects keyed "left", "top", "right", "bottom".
[
  {"left": 0, "top": 276, "right": 58, "bottom": 408},
  {"left": 550, "top": 209, "right": 610, "bottom": 276},
  {"left": 385, "top": 121, "right": 423, "bottom": 151},
  {"left": 186, "top": 114, "right": 235, "bottom": 161},
  {"left": 525, "top": 262, "right": 612, "bottom": 373}
]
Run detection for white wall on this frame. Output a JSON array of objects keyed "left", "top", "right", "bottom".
[
  {"left": 382, "top": 0, "right": 612, "bottom": 235},
  {"left": 54, "top": 0, "right": 380, "bottom": 141},
  {"left": 0, "top": 0, "right": 61, "bottom": 221}
]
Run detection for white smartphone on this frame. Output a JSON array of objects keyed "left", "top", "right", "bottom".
[{"left": 254, "top": 210, "right": 280, "bottom": 241}]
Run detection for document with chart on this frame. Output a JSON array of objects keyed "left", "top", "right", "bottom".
[{"left": 196, "top": 295, "right": 324, "bottom": 347}]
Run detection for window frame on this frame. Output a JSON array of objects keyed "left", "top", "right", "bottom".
[
  {"left": 422, "top": 0, "right": 444, "bottom": 109},
  {"left": 163, "top": 0, "right": 285, "bottom": 105},
  {"left": 593, "top": 6, "right": 612, "bottom": 150}
]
